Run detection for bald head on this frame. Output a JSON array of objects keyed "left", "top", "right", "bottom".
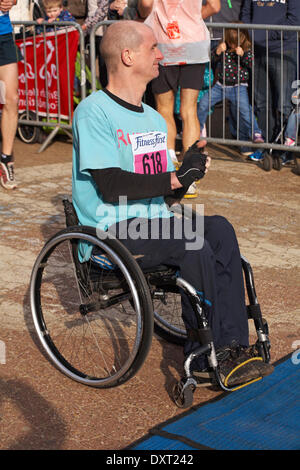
[{"left": 100, "top": 21, "right": 153, "bottom": 74}]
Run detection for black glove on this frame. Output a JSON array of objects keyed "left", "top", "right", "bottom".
[{"left": 176, "top": 141, "right": 207, "bottom": 189}]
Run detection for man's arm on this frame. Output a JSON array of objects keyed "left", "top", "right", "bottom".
[
  {"left": 270, "top": 0, "right": 300, "bottom": 40},
  {"left": 201, "top": 0, "right": 221, "bottom": 20},
  {"left": 89, "top": 139, "right": 210, "bottom": 203},
  {"left": 275, "top": 0, "right": 300, "bottom": 27},
  {"left": 137, "top": 0, "right": 153, "bottom": 19},
  {"left": 256, "top": 0, "right": 300, "bottom": 42},
  {"left": 90, "top": 168, "right": 181, "bottom": 203},
  {"left": 82, "top": 0, "right": 109, "bottom": 32},
  {"left": 0, "top": 0, "right": 17, "bottom": 11},
  {"left": 240, "top": 0, "right": 252, "bottom": 24}
]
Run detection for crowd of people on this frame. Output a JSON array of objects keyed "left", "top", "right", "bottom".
[
  {"left": 1, "top": 0, "right": 299, "bottom": 392},
  {"left": 1, "top": 0, "right": 299, "bottom": 193}
]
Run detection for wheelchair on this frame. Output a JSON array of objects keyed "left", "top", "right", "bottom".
[{"left": 29, "top": 199, "right": 271, "bottom": 408}]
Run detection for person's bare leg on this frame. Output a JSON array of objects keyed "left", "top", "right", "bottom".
[
  {"left": 0, "top": 62, "right": 19, "bottom": 189},
  {"left": 179, "top": 88, "right": 201, "bottom": 198},
  {"left": 0, "top": 62, "right": 19, "bottom": 155},
  {"left": 154, "top": 90, "right": 177, "bottom": 162},
  {"left": 180, "top": 88, "right": 200, "bottom": 155}
]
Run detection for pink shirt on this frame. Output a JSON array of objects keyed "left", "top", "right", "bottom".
[{"left": 145, "top": 0, "right": 210, "bottom": 66}]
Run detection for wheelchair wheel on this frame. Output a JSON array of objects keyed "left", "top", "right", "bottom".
[
  {"left": 30, "top": 226, "right": 154, "bottom": 388},
  {"left": 153, "top": 289, "right": 186, "bottom": 346},
  {"left": 262, "top": 153, "right": 273, "bottom": 172},
  {"left": 293, "top": 156, "right": 300, "bottom": 175},
  {"left": 17, "top": 111, "right": 42, "bottom": 144},
  {"left": 273, "top": 156, "right": 282, "bottom": 171},
  {"left": 172, "top": 380, "right": 194, "bottom": 408}
]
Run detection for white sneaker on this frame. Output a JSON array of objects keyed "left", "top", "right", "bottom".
[
  {"left": 0, "top": 158, "right": 17, "bottom": 190},
  {"left": 184, "top": 182, "right": 197, "bottom": 199}
]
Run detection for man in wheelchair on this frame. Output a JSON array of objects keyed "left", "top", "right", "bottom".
[{"left": 72, "top": 20, "right": 273, "bottom": 390}]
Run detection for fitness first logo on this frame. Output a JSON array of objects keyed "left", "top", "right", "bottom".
[{"left": 133, "top": 132, "right": 167, "bottom": 152}]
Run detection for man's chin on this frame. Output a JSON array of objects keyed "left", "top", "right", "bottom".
[{"left": 152, "top": 66, "right": 160, "bottom": 79}]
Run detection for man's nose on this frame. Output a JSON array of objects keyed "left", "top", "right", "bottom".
[{"left": 156, "top": 46, "right": 164, "bottom": 61}]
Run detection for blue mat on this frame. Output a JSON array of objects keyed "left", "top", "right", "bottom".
[{"left": 132, "top": 357, "right": 300, "bottom": 450}]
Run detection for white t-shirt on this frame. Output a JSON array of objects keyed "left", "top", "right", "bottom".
[{"left": 145, "top": 0, "right": 210, "bottom": 66}]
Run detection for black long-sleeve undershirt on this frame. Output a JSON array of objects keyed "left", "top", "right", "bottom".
[{"left": 90, "top": 167, "right": 175, "bottom": 203}]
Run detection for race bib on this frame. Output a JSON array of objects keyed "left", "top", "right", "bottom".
[
  {"left": 129, "top": 131, "right": 168, "bottom": 175},
  {"left": 166, "top": 21, "right": 181, "bottom": 39}
]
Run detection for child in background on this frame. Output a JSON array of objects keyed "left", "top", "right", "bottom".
[
  {"left": 197, "top": 27, "right": 264, "bottom": 149},
  {"left": 36, "top": 0, "right": 76, "bottom": 33},
  {"left": 280, "top": 92, "right": 299, "bottom": 165},
  {"left": 284, "top": 102, "right": 299, "bottom": 148}
]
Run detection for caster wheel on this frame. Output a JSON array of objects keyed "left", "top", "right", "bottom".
[
  {"left": 293, "top": 157, "right": 300, "bottom": 175},
  {"left": 172, "top": 381, "right": 194, "bottom": 409},
  {"left": 262, "top": 153, "right": 272, "bottom": 172},
  {"left": 17, "top": 111, "right": 42, "bottom": 144},
  {"left": 273, "top": 156, "right": 282, "bottom": 171}
]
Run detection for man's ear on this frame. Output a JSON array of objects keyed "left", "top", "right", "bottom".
[{"left": 121, "top": 48, "right": 134, "bottom": 67}]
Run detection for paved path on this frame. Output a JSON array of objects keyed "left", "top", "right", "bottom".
[{"left": 0, "top": 138, "right": 299, "bottom": 450}]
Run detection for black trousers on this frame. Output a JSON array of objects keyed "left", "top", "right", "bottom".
[{"left": 107, "top": 214, "right": 249, "bottom": 370}]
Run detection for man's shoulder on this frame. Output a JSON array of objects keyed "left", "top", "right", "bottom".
[
  {"left": 74, "top": 90, "right": 107, "bottom": 117},
  {"left": 143, "top": 102, "right": 165, "bottom": 120}
]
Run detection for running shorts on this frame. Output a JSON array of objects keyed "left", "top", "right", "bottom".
[
  {"left": 151, "top": 63, "right": 205, "bottom": 94},
  {"left": 0, "top": 33, "right": 21, "bottom": 66}
]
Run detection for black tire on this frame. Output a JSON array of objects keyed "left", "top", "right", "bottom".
[
  {"left": 262, "top": 153, "right": 273, "bottom": 172},
  {"left": 293, "top": 156, "right": 300, "bottom": 175},
  {"left": 17, "top": 111, "right": 42, "bottom": 144},
  {"left": 172, "top": 381, "right": 194, "bottom": 408},
  {"left": 30, "top": 226, "right": 154, "bottom": 388},
  {"left": 273, "top": 156, "right": 282, "bottom": 171}
]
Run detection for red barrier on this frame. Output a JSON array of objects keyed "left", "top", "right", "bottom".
[{"left": 16, "top": 28, "right": 79, "bottom": 120}]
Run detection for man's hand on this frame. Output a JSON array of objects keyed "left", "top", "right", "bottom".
[
  {"left": 0, "top": 0, "right": 15, "bottom": 12},
  {"left": 110, "top": 0, "right": 127, "bottom": 15},
  {"left": 175, "top": 140, "right": 209, "bottom": 189}
]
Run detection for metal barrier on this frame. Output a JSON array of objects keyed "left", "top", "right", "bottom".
[
  {"left": 12, "top": 20, "right": 300, "bottom": 160},
  {"left": 204, "top": 23, "right": 300, "bottom": 156},
  {"left": 12, "top": 20, "right": 85, "bottom": 152},
  {"left": 89, "top": 21, "right": 299, "bottom": 160}
]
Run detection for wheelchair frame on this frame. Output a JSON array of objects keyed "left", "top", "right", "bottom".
[{"left": 29, "top": 200, "right": 271, "bottom": 408}]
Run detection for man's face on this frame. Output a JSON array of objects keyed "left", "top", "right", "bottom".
[
  {"left": 133, "top": 28, "right": 164, "bottom": 83},
  {"left": 45, "top": 6, "right": 62, "bottom": 19}
]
